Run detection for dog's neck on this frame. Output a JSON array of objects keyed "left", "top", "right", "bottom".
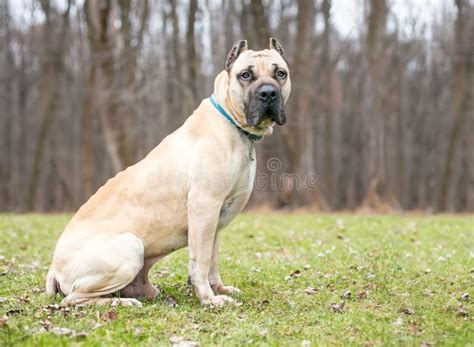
[{"left": 213, "top": 71, "right": 274, "bottom": 137}]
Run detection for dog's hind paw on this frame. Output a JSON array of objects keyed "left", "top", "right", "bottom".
[{"left": 111, "top": 298, "right": 142, "bottom": 307}]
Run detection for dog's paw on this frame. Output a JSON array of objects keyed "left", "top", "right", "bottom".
[
  {"left": 111, "top": 298, "right": 143, "bottom": 308},
  {"left": 213, "top": 285, "right": 242, "bottom": 296},
  {"left": 202, "top": 295, "right": 237, "bottom": 307}
]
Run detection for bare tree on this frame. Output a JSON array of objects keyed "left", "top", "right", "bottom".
[
  {"left": 84, "top": 0, "right": 149, "bottom": 173},
  {"left": 436, "top": 0, "right": 472, "bottom": 211},
  {"left": 362, "top": 0, "right": 393, "bottom": 210},
  {"left": 0, "top": 2, "right": 14, "bottom": 210},
  {"left": 186, "top": 0, "right": 199, "bottom": 105},
  {"left": 321, "top": 0, "right": 335, "bottom": 207},
  {"left": 280, "top": 0, "right": 326, "bottom": 208},
  {"left": 26, "top": 0, "right": 71, "bottom": 210},
  {"left": 249, "top": 0, "right": 271, "bottom": 48}
]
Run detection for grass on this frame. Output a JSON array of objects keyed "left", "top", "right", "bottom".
[{"left": 0, "top": 213, "right": 473, "bottom": 346}]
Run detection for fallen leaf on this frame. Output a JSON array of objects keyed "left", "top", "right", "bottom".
[
  {"left": 329, "top": 302, "right": 345, "bottom": 313},
  {"left": 19, "top": 261, "right": 40, "bottom": 271},
  {"left": 170, "top": 335, "right": 199, "bottom": 347},
  {"left": 41, "top": 319, "right": 52, "bottom": 330},
  {"left": 44, "top": 304, "right": 62, "bottom": 311},
  {"left": 0, "top": 315, "right": 8, "bottom": 327},
  {"left": 51, "top": 327, "right": 74, "bottom": 336},
  {"left": 0, "top": 261, "right": 13, "bottom": 275},
  {"left": 457, "top": 307, "right": 468, "bottom": 317},
  {"left": 303, "top": 287, "right": 317, "bottom": 295},
  {"left": 164, "top": 296, "right": 178, "bottom": 307},
  {"left": 16, "top": 295, "right": 30, "bottom": 303},
  {"left": 134, "top": 327, "right": 144, "bottom": 335},
  {"left": 285, "top": 270, "right": 301, "bottom": 281},
  {"left": 75, "top": 331, "right": 88, "bottom": 339},
  {"left": 290, "top": 270, "right": 301, "bottom": 278},
  {"left": 304, "top": 264, "right": 311, "bottom": 270},
  {"left": 155, "top": 269, "right": 170, "bottom": 278},
  {"left": 460, "top": 292, "right": 469, "bottom": 302},
  {"left": 341, "top": 290, "right": 352, "bottom": 299},
  {"left": 6, "top": 309, "right": 23, "bottom": 316},
  {"left": 101, "top": 310, "right": 117, "bottom": 321},
  {"left": 392, "top": 317, "right": 404, "bottom": 326},
  {"left": 423, "top": 290, "right": 434, "bottom": 297},
  {"left": 0, "top": 297, "right": 7, "bottom": 303},
  {"left": 402, "top": 307, "right": 415, "bottom": 315},
  {"left": 357, "top": 291, "right": 369, "bottom": 299},
  {"left": 409, "top": 323, "right": 421, "bottom": 335}
]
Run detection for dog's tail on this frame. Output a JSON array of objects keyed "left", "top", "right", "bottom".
[{"left": 45, "top": 268, "right": 61, "bottom": 297}]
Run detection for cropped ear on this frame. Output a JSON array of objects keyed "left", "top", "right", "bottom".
[
  {"left": 269, "top": 37, "right": 288, "bottom": 65},
  {"left": 225, "top": 40, "right": 248, "bottom": 72}
]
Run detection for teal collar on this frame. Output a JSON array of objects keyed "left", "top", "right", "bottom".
[{"left": 210, "top": 94, "right": 263, "bottom": 142}]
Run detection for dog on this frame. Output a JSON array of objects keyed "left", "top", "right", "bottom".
[{"left": 46, "top": 38, "right": 291, "bottom": 307}]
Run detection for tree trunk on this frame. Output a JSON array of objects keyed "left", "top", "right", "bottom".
[
  {"left": 322, "top": 0, "right": 334, "bottom": 208},
  {"left": 26, "top": 0, "right": 71, "bottom": 210},
  {"left": 467, "top": 7, "right": 474, "bottom": 211},
  {"left": 435, "top": 0, "right": 471, "bottom": 211},
  {"left": 81, "top": 65, "right": 95, "bottom": 200},
  {"left": 250, "top": 0, "right": 271, "bottom": 48},
  {"left": 186, "top": 0, "right": 199, "bottom": 104},
  {"left": 362, "top": 0, "right": 393, "bottom": 210},
  {"left": 0, "top": 2, "right": 14, "bottom": 210},
  {"left": 85, "top": 0, "right": 146, "bottom": 172},
  {"left": 281, "top": 0, "right": 324, "bottom": 208}
]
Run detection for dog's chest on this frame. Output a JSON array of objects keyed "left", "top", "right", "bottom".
[{"left": 217, "top": 144, "right": 256, "bottom": 230}]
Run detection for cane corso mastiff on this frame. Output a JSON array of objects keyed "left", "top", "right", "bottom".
[{"left": 46, "top": 38, "right": 291, "bottom": 307}]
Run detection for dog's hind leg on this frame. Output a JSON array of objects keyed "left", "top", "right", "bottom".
[
  {"left": 62, "top": 295, "right": 142, "bottom": 307},
  {"left": 119, "top": 256, "right": 162, "bottom": 300},
  {"left": 54, "top": 232, "right": 145, "bottom": 307}
]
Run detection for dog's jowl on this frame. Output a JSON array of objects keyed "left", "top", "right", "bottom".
[{"left": 46, "top": 38, "right": 291, "bottom": 307}]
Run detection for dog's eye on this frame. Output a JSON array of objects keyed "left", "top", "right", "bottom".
[
  {"left": 240, "top": 71, "right": 251, "bottom": 80},
  {"left": 276, "top": 70, "right": 287, "bottom": 80}
]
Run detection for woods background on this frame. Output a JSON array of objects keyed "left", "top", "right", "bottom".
[{"left": 0, "top": 0, "right": 473, "bottom": 213}]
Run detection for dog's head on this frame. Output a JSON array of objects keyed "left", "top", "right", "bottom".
[{"left": 214, "top": 38, "right": 291, "bottom": 136}]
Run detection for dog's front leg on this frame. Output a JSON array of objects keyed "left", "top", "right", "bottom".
[
  {"left": 187, "top": 192, "right": 235, "bottom": 307},
  {"left": 209, "top": 232, "right": 241, "bottom": 295}
]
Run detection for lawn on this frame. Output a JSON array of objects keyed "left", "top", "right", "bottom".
[{"left": 0, "top": 214, "right": 473, "bottom": 346}]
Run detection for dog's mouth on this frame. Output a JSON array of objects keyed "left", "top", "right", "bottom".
[{"left": 244, "top": 91, "right": 286, "bottom": 128}]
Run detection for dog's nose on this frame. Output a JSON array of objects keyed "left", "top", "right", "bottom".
[{"left": 256, "top": 84, "right": 278, "bottom": 102}]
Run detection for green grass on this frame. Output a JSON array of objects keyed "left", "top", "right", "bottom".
[{"left": 0, "top": 214, "right": 473, "bottom": 346}]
